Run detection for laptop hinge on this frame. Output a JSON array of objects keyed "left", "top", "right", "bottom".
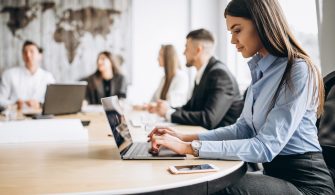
[{"left": 120, "top": 143, "right": 133, "bottom": 156}]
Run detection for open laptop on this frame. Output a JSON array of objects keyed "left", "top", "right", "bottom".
[
  {"left": 101, "top": 96, "right": 186, "bottom": 160},
  {"left": 42, "top": 83, "right": 87, "bottom": 115},
  {"left": 24, "top": 83, "right": 87, "bottom": 118}
]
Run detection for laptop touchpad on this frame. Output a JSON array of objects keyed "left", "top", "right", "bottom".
[{"left": 158, "top": 147, "right": 186, "bottom": 157}]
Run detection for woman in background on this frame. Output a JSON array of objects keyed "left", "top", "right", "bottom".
[
  {"left": 149, "top": 44, "right": 189, "bottom": 109},
  {"left": 83, "top": 51, "right": 127, "bottom": 104}
]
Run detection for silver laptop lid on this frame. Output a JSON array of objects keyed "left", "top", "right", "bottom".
[{"left": 101, "top": 96, "right": 133, "bottom": 154}]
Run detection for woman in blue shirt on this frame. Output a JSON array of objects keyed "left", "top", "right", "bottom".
[{"left": 148, "top": 0, "right": 334, "bottom": 194}]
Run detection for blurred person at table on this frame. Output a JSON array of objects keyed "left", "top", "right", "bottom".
[
  {"left": 135, "top": 44, "right": 189, "bottom": 111},
  {"left": 82, "top": 51, "right": 127, "bottom": 104},
  {"left": 0, "top": 40, "right": 55, "bottom": 110}
]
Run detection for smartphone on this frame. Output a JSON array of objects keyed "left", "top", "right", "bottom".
[{"left": 168, "top": 164, "right": 219, "bottom": 174}]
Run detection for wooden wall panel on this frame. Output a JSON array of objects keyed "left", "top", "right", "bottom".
[{"left": 0, "top": 0, "right": 131, "bottom": 82}]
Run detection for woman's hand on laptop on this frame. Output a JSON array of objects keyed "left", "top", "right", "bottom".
[
  {"left": 147, "top": 127, "right": 182, "bottom": 153},
  {"left": 147, "top": 127, "right": 181, "bottom": 141},
  {"left": 149, "top": 132, "right": 193, "bottom": 155},
  {"left": 148, "top": 127, "right": 199, "bottom": 142},
  {"left": 147, "top": 127, "right": 198, "bottom": 155}
]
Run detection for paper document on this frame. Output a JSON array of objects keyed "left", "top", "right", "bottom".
[
  {"left": 0, "top": 119, "right": 88, "bottom": 143},
  {"left": 81, "top": 105, "right": 104, "bottom": 113},
  {"left": 130, "top": 113, "right": 176, "bottom": 128}
]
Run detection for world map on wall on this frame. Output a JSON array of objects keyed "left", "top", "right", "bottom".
[{"left": 1, "top": 2, "right": 121, "bottom": 63}]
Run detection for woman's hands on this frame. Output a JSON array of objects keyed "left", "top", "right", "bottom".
[
  {"left": 147, "top": 127, "right": 196, "bottom": 155},
  {"left": 148, "top": 126, "right": 181, "bottom": 140}
]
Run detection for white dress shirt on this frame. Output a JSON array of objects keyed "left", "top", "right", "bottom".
[
  {"left": 194, "top": 62, "right": 208, "bottom": 85},
  {"left": 151, "top": 70, "right": 189, "bottom": 107},
  {"left": 0, "top": 66, "right": 55, "bottom": 106}
]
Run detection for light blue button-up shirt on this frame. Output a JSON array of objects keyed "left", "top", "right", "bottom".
[{"left": 198, "top": 54, "right": 321, "bottom": 163}]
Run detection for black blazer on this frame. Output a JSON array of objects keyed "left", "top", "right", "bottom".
[
  {"left": 318, "top": 85, "right": 335, "bottom": 180},
  {"left": 171, "top": 57, "right": 243, "bottom": 129},
  {"left": 82, "top": 72, "right": 127, "bottom": 104},
  {"left": 319, "top": 85, "right": 335, "bottom": 148}
]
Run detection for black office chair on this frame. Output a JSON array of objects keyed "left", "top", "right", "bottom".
[{"left": 317, "top": 70, "right": 335, "bottom": 184}]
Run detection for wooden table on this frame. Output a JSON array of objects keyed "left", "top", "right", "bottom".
[{"left": 0, "top": 110, "right": 246, "bottom": 195}]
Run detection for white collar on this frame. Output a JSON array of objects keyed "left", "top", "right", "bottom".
[
  {"left": 22, "top": 66, "right": 41, "bottom": 76},
  {"left": 195, "top": 62, "right": 208, "bottom": 85}
]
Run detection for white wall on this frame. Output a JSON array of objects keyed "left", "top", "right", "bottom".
[
  {"left": 128, "top": 0, "right": 227, "bottom": 104},
  {"left": 189, "top": 0, "right": 227, "bottom": 61},
  {"left": 128, "top": 0, "right": 189, "bottom": 104},
  {"left": 0, "top": 0, "right": 131, "bottom": 82},
  {"left": 317, "top": 0, "right": 335, "bottom": 76}
]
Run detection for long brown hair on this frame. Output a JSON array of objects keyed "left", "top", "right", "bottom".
[
  {"left": 96, "top": 51, "right": 122, "bottom": 76},
  {"left": 160, "top": 45, "right": 181, "bottom": 100},
  {"left": 225, "top": 0, "right": 324, "bottom": 117}
]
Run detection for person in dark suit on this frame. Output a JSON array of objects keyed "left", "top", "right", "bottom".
[
  {"left": 151, "top": 29, "right": 243, "bottom": 129},
  {"left": 82, "top": 51, "right": 127, "bottom": 104}
]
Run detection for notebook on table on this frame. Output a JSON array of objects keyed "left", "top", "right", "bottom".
[{"left": 101, "top": 96, "right": 186, "bottom": 160}]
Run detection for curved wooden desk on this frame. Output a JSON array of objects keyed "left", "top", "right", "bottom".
[{"left": 0, "top": 111, "right": 246, "bottom": 194}]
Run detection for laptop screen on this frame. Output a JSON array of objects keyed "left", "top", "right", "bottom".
[{"left": 101, "top": 96, "right": 133, "bottom": 153}]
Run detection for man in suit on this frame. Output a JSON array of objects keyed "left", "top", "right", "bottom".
[{"left": 151, "top": 28, "right": 243, "bottom": 129}]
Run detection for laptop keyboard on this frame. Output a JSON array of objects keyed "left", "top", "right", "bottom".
[{"left": 126, "top": 142, "right": 152, "bottom": 157}]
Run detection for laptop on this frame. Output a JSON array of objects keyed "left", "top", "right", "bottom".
[
  {"left": 101, "top": 96, "right": 186, "bottom": 160},
  {"left": 24, "top": 83, "right": 87, "bottom": 118}
]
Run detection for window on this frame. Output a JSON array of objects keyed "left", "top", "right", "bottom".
[{"left": 279, "top": 0, "right": 320, "bottom": 67}]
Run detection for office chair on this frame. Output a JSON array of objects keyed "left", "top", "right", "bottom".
[{"left": 317, "top": 70, "right": 335, "bottom": 184}]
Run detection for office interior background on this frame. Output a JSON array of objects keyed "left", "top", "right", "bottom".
[{"left": 0, "top": 0, "right": 334, "bottom": 104}]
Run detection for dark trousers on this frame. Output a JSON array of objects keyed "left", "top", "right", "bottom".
[{"left": 218, "top": 152, "right": 335, "bottom": 195}]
